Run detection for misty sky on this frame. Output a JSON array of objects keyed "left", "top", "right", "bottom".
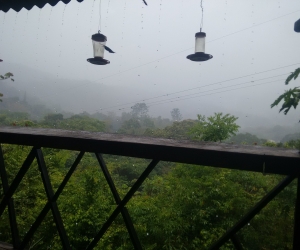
[{"left": 0, "top": 0, "right": 300, "bottom": 128}]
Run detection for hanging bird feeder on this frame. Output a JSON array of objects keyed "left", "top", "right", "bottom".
[
  {"left": 295, "top": 19, "right": 300, "bottom": 33},
  {"left": 187, "top": 0, "right": 212, "bottom": 62},
  {"left": 87, "top": 31, "right": 115, "bottom": 65},
  {"left": 187, "top": 32, "right": 213, "bottom": 61}
]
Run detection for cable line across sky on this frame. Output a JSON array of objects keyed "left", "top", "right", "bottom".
[
  {"left": 39, "top": 9, "right": 300, "bottom": 103},
  {"left": 145, "top": 79, "right": 286, "bottom": 109},
  {"left": 93, "top": 62, "right": 300, "bottom": 113}
]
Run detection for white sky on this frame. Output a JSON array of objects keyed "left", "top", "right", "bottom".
[{"left": 0, "top": 0, "right": 300, "bottom": 126}]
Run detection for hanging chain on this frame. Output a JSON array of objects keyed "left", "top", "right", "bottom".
[
  {"left": 98, "top": 0, "right": 102, "bottom": 31},
  {"left": 200, "top": 0, "right": 204, "bottom": 32}
]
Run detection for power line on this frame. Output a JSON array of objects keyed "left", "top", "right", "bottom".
[
  {"left": 141, "top": 74, "right": 287, "bottom": 107},
  {"left": 94, "top": 63, "right": 299, "bottom": 112},
  {"left": 207, "top": 9, "right": 300, "bottom": 43},
  {"left": 39, "top": 9, "right": 300, "bottom": 102},
  {"left": 147, "top": 78, "right": 285, "bottom": 108},
  {"left": 91, "top": 9, "right": 300, "bottom": 83}
]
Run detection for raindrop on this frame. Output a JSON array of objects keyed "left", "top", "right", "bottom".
[{"left": 0, "top": 14, "right": 6, "bottom": 44}]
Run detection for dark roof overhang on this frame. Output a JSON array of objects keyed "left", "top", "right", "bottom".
[{"left": 0, "top": 0, "right": 84, "bottom": 13}]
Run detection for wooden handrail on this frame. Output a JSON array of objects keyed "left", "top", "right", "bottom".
[{"left": 0, "top": 126, "right": 300, "bottom": 175}]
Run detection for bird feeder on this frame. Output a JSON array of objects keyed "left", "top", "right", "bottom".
[
  {"left": 187, "top": 32, "right": 213, "bottom": 62},
  {"left": 87, "top": 31, "right": 110, "bottom": 65},
  {"left": 295, "top": 19, "right": 300, "bottom": 33}
]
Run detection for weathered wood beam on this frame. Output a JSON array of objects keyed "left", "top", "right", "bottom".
[{"left": 0, "top": 126, "right": 300, "bottom": 175}]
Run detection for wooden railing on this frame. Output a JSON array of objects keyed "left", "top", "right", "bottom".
[{"left": 0, "top": 126, "right": 300, "bottom": 249}]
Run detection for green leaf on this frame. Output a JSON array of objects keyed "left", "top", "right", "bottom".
[
  {"left": 285, "top": 68, "right": 300, "bottom": 85},
  {"left": 271, "top": 88, "right": 300, "bottom": 114},
  {"left": 189, "top": 112, "right": 240, "bottom": 142}
]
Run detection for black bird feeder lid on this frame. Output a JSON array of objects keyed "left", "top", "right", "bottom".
[{"left": 295, "top": 19, "right": 300, "bottom": 33}]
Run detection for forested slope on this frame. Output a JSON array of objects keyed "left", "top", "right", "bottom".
[{"left": 0, "top": 109, "right": 299, "bottom": 249}]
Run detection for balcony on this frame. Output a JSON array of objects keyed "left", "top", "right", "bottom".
[{"left": 1, "top": 126, "right": 300, "bottom": 249}]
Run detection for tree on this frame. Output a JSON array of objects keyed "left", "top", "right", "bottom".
[
  {"left": 44, "top": 113, "right": 64, "bottom": 124},
  {"left": 189, "top": 113, "right": 240, "bottom": 142},
  {"left": 131, "top": 103, "right": 148, "bottom": 117},
  {"left": 228, "top": 132, "right": 266, "bottom": 145},
  {"left": 144, "top": 119, "right": 197, "bottom": 140},
  {"left": 271, "top": 68, "right": 300, "bottom": 115},
  {"left": 0, "top": 72, "right": 14, "bottom": 102},
  {"left": 118, "top": 118, "right": 141, "bottom": 135},
  {"left": 171, "top": 108, "right": 182, "bottom": 121}
]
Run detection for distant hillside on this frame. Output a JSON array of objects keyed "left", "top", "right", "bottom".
[{"left": 281, "top": 133, "right": 300, "bottom": 143}]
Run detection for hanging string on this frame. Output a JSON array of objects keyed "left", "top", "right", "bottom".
[
  {"left": 200, "top": 0, "right": 204, "bottom": 31},
  {"left": 105, "top": 0, "right": 111, "bottom": 28},
  {"left": 98, "top": 0, "right": 101, "bottom": 31},
  {"left": 89, "top": 0, "right": 96, "bottom": 34}
]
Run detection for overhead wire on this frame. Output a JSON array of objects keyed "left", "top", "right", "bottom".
[
  {"left": 93, "top": 63, "right": 300, "bottom": 112},
  {"left": 146, "top": 78, "right": 286, "bottom": 108},
  {"left": 38, "top": 9, "right": 300, "bottom": 103},
  {"left": 137, "top": 74, "right": 288, "bottom": 107},
  {"left": 92, "top": 9, "right": 300, "bottom": 83}
]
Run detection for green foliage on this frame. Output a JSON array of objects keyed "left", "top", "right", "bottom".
[
  {"left": 171, "top": 108, "right": 182, "bottom": 121},
  {"left": 271, "top": 68, "right": 300, "bottom": 115},
  {"left": 118, "top": 118, "right": 142, "bottom": 135},
  {"left": 0, "top": 72, "right": 14, "bottom": 102},
  {"left": 0, "top": 111, "right": 33, "bottom": 126},
  {"left": 44, "top": 113, "right": 64, "bottom": 124},
  {"left": 118, "top": 116, "right": 155, "bottom": 135},
  {"left": 0, "top": 72, "right": 14, "bottom": 81},
  {"left": 144, "top": 119, "right": 197, "bottom": 140},
  {"left": 263, "top": 140, "right": 280, "bottom": 147},
  {"left": 189, "top": 113, "right": 240, "bottom": 142},
  {"left": 228, "top": 133, "right": 266, "bottom": 145},
  {"left": 283, "top": 139, "right": 300, "bottom": 150},
  {"left": 0, "top": 109, "right": 298, "bottom": 249},
  {"left": 1, "top": 144, "right": 295, "bottom": 249},
  {"left": 285, "top": 68, "right": 300, "bottom": 85},
  {"left": 41, "top": 114, "right": 106, "bottom": 132},
  {"left": 128, "top": 165, "right": 295, "bottom": 250},
  {"left": 131, "top": 103, "right": 149, "bottom": 117},
  {"left": 271, "top": 87, "right": 300, "bottom": 114}
]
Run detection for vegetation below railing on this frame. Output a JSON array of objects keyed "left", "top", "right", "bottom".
[
  {"left": 0, "top": 141, "right": 297, "bottom": 249},
  {"left": 0, "top": 107, "right": 299, "bottom": 249}
]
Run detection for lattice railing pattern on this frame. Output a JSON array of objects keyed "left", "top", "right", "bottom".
[{"left": 0, "top": 127, "right": 300, "bottom": 249}]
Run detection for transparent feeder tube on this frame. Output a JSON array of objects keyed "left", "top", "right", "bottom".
[
  {"left": 93, "top": 40, "right": 106, "bottom": 58},
  {"left": 195, "top": 32, "right": 206, "bottom": 53}
]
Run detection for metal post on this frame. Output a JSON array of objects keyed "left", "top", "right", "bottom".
[
  {"left": 20, "top": 151, "right": 84, "bottom": 249},
  {"left": 231, "top": 234, "right": 243, "bottom": 250},
  {"left": 35, "top": 148, "right": 71, "bottom": 250},
  {"left": 0, "top": 148, "right": 35, "bottom": 217},
  {"left": 0, "top": 145, "right": 20, "bottom": 248},
  {"left": 95, "top": 153, "right": 142, "bottom": 250},
  {"left": 86, "top": 159, "right": 160, "bottom": 250},
  {"left": 209, "top": 174, "right": 297, "bottom": 250},
  {"left": 293, "top": 176, "right": 300, "bottom": 250}
]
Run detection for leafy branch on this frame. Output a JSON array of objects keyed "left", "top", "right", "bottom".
[
  {"left": 285, "top": 68, "right": 300, "bottom": 85},
  {"left": 271, "top": 68, "right": 300, "bottom": 115},
  {"left": 0, "top": 72, "right": 14, "bottom": 102},
  {"left": 0, "top": 72, "right": 14, "bottom": 81}
]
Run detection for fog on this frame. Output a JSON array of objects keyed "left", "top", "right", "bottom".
[{"left": 1, "top": 0, "right": 300, "bottom": 129}]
